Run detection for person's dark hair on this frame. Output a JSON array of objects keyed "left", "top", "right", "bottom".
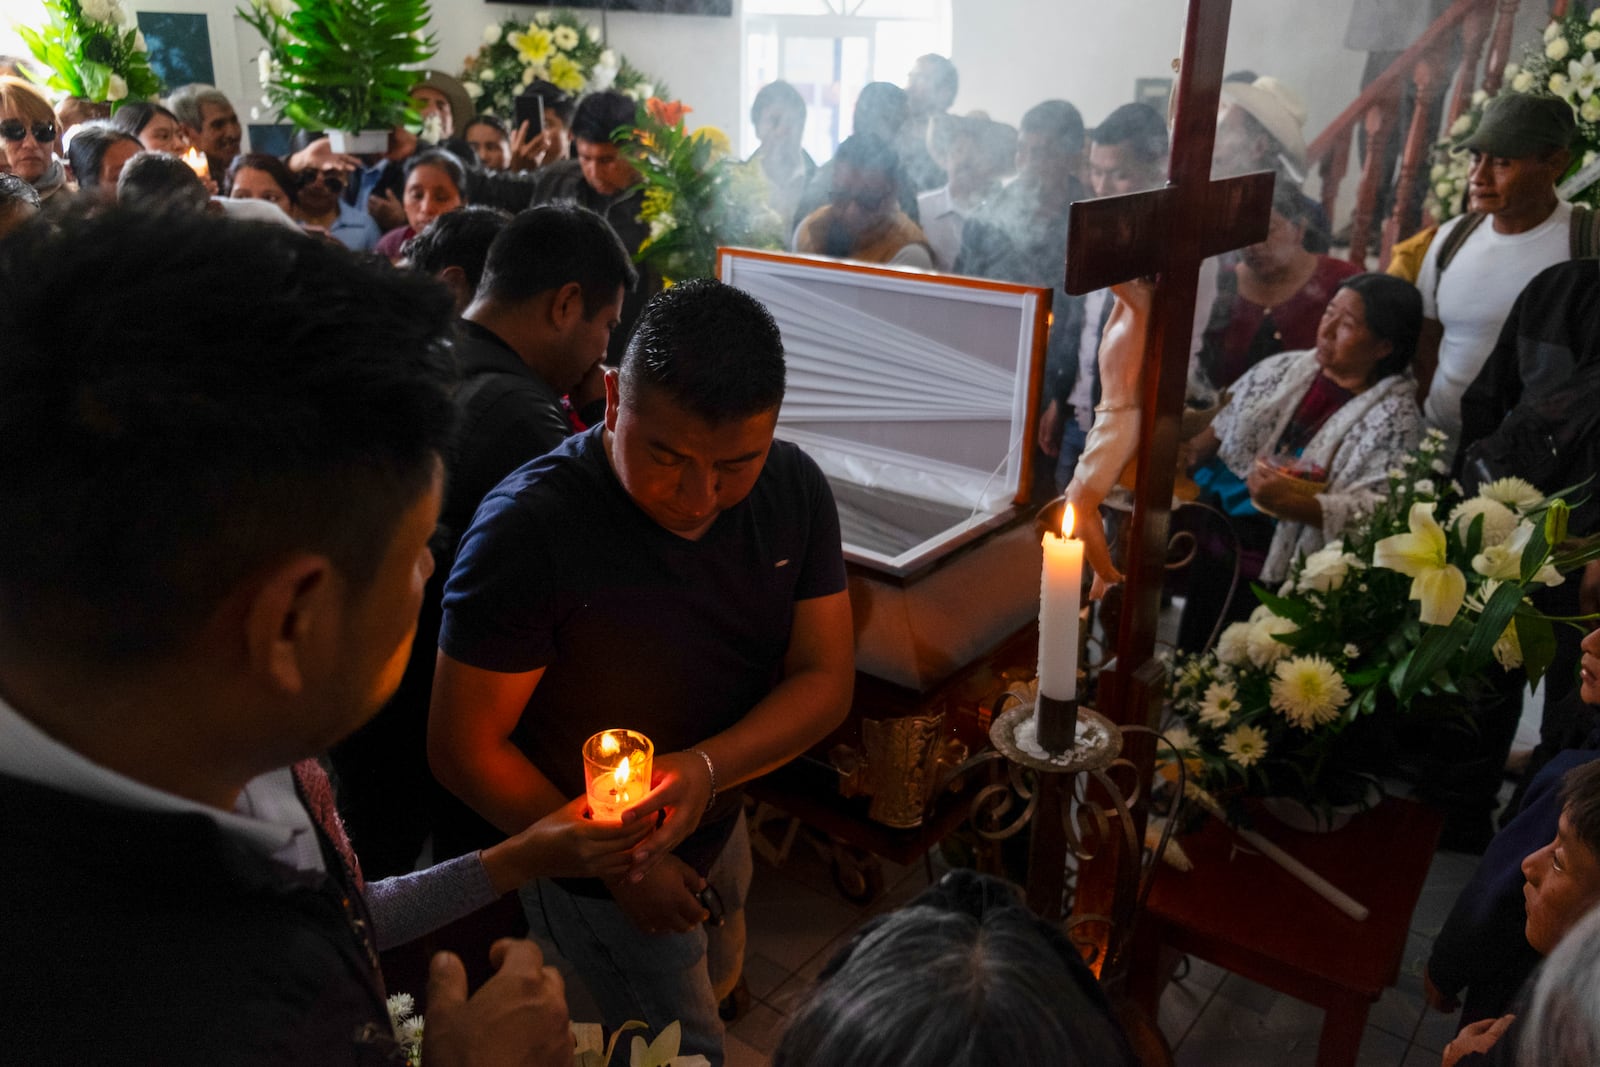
[
  {"left": 227, "top": 152, "right": 298, "bottom": 206},
  {"left": 0, "top": 172, "right": 41, "bottom": 210},
  {"left": 65, "top": 121, "right": 141, "bottom": 192},
  {"left": 620, "top": 278, "right": 785, "bottom": 424},
  {"left": 1091, "top": 103, "right": 1168, "bottom": 167},
  {"left": 831, "top": 133, "right": 898, "bottom": 180},
  {"left": 462, "top": 114, "right": 509, "bottom": 141},
  {"left": 116, "top": 150, "right": 208, "bottom": 211},
  {"left": 914, "top": 54, "right": 959, "bottom": 110},
  {"left": 751, "top": 80, "right": 806, "bottom": 129},
  {"left": 476, "top": 203, "right": 637, "bottom": 315},
  {"left": 404, "top": 147, "right": 468, "bottom": 198},
  {"left": 1562, "top": 761, "right": 1600, "bottom": 859},
  {"left": 404, "top": 205, "right": 513, "bottom": 294},
  {"left": 774, "top": 871, "right": 1137, "bottom": 1067},
  {"left": 1021, "top": 99, "right": 1086, "bottom": 156},
  {"left": 1336, "top": 272, "right": 1422, "bottom": 381},
  {"left": 852, "top": 82, "right": 909, "bottom": 143},
  {"left": 0, "top": 207, "right": 456, "bottom": 665},
  {"left": 109, "top": 100, "right": 180, "bottom": 140},
  {"left": 1225, "top": 69, "right": 1260, "bottom": 84},
  {"left": 570, "top": 89, "right": 636, "bottom": 146},
  {"left": 526, "top": 79, "right": 577, "bottom": 126},
  {"left": 1268, "top": 175, "right": 1313, "bottom": 227}
]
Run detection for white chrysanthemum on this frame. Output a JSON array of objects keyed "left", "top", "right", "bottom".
[
  {"left": 483, "top": 22, "right": 502, "bottom": 43},
  {"left": 1550, "top": 37, "right": 1571, "bottom": 62},
  {"left": 1471, "top": 89, "right": 1489, "bottom": 107},
  {"left": 600, "top": 48, "right": 618, "bottom": 66},
  {"left": 1269, "top": 655, "right": 1351, "bottom": 730},
  {"left": 1513, "top": 71, "right": 1536, "bottom": 92},
  {"left": 1161, "top": 722, "right": 1198, "bottom": 758},
  {"left": 1215, "top": 622, "right": 1252, "bottom": 667},
  {"left": 479, "top": 66, "right": 496, "bottom": 82},
  {"left": 552, "top": 24, "right": 580, "bottom": 49},
  {"left": 1343, "top": 643, "right": 1360, "bottom": 660},
  {"left": 1449, "top": 114, "right": 1473, "bottom": 137},
  {"left": 1587, "top": 31, "right": 1600, "bottom": 52},
  {"left": 1552, "top": 72, "right": 1573, "bottom": 97},
  {"left": 1426, "top": 427, "right": 1449, "bottom": 442},
  {"left": 1176, "top": 657, "right": 1209, "bottom": 693},
  {"left": 1199, "top": 680, "right": 1240, "bottom": 729},
  {"left": 521, "top": 66, "right": 538, "bottom": 86},
  {"left": 635, "top": 82, "right": 656, "bottom": 99},
  {"left": 1297, "top": 541, "right": 1364, "bottom": 594},
  {"left": 1494, "top": 622, "right": 1523, "bottom": 669},
  {"left": 399, "top": 1016, "right": 423, "bottom": 1046},
  {"left": 588, "top": 24, "right": 602, "bottom": 41},
  {"left": 80, "top": 0, "right": 113, "bottom": 21},
  {"left": 106, "top": 74, "right": 128, "bottom": 101},
  {"left": 1222, "top": 724, "right": 1269, "bottom": 768},
  {"left": 1247, "top": 614, "right": 1298, "bottom": 669},
  {"left": 1415, "top": 478, "right": 1435, "bottom": 496},
  {"left": 464, "top": 81, "right": 482, "bottom": 99},
  {"left": 1449, "top": 496, "right": 1519, "bottom": 548},
  {"left": 387, "top": 992, "right": 415, "bottom": 1021},
  {"left": 1584, "top": 97, "right": 1600, "bottom": 123},
  {"left": 1547, "top": 19, "right": 1564, "bottom": 43}
]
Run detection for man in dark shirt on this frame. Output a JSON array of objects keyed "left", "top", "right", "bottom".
[
  {"left": 0, "top": 207, "right": 569, "bottom": 1064},
  {"left": 430, "top": 279, "right": 855, "bottom": 1065}
]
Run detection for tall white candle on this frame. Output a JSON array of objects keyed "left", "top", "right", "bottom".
[{"left": 1037, "top": 504, "right": 1084, "bottom": 701}]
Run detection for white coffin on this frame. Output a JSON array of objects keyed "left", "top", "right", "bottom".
[{"left": 718, "top": 249, "right": 1052, "bottom": 691}]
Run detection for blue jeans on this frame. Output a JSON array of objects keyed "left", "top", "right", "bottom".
[
  {"left": 521, "top": 817, "right": 751, "bottom": 1066},
  {"left": 1053, "top": 420, "right": 1090, "bottom": 494}
]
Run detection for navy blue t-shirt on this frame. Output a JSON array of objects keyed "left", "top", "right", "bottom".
[{"left": 440, "top": 424, "right": 847, "bottom": 876}]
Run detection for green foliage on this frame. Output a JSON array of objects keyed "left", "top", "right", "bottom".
[
  {"left": 18, "top": 0, "right": 163, "bottom": 109},
  {"left": 622, "top": 98, "right": 784, "bottom": 282},
  {"left": 239, "top": 0, "right": 435, "bottom": 133}
]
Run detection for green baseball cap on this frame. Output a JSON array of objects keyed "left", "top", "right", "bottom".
[{"left": 1462, "top": 93, "right": 1576, "bottom": 157}]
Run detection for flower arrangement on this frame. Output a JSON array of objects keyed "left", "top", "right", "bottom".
[
  {"left": 17, "top": 0, "right": 162, "bottom": 109},
  {"left": 1164, "top": 430, "right": 1600, "bottom": 817},
  {"left": 1428, "top": 9, "right": 1600, "bottom": 221},
  {"left": 458, "top": 10, "right": 659, "bottom": 120},
  {"left": 386, "top": 993, "right": 424, "bottom": 1067},
  {"left": 239, "top": 0, "right": 435, "bottom": 134},
  {"left": 623, "top": 97, "right": 783, "bottom": 282}
]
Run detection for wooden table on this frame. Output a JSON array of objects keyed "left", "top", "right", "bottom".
[{"left": 1132, "top": 797, "right": 1442, "bottom": 1067}]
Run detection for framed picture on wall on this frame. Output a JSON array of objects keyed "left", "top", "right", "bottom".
[
  {"left": 1135, "top": 77, "right": 1173, "bottom": 117},
  {"left": 131, "top": 0, "right": 247, "bottom": 132}
]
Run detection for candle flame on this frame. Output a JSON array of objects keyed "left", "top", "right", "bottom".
[
  {"left": 1060, "top": 503, "right": 1076, "bottom": 539},
  {"left": 614, "top": 755, "right": 631, "bottom": 787},
  {"left": 599, "top": 731, "right": 620, "bottom": 756},
  {"left": 181, "top": 147, "right": 209, "bottom": 179}
]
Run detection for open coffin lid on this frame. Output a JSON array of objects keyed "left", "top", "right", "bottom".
[{"left": 717, "top": 249, "right": 1053, "bottom": 578}]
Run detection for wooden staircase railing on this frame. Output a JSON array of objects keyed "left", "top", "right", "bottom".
[{"left": 1307, "top": 0, "right": 1571, "bottom": 268}]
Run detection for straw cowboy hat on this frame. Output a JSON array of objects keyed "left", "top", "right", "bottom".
[
  {"left": 1220, "top": 76, "right": 1308, "bottom": 170},
  {"left": 411, "top": 70, "right": 475, "bottom": 134}
]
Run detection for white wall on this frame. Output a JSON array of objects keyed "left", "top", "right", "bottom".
[{"left": 1, "top": 0, "right": 1559, "bottom": 160}]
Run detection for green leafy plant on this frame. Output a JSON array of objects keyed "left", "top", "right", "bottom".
[
  {"left": 239, "top": 0, "right": 435, "bottom": 133},
  {"left": 1164, "top": 430, "right": 1600, "bottom": 817},
  {"left": 17, "top": 0, "right": 163, "bottom": 109},
  {"left": 622, "top": 97, "right": 783, "bottom": 282}
]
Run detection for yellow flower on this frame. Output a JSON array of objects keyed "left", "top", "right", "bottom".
[
  {"left": 548, "top": 54, "right": 585, "bottom": 94},
  {"left": 691, "top": 125, "right": 732, "bottom": 161},
  {"left": 1373, "top": 501, "right": 1466, "bottom": 626},
  {"left": 509, "top": 27, "right": 553, "bottom": 64},
  {"left": 552, "top": 24, "right": 580, "bottom": 51},
  {"left": 1269, "top": 655, "right": 1350, "bottom": 730},
  {"left": 1221, "top": 724, "right": 1268, "bottom": 769}
]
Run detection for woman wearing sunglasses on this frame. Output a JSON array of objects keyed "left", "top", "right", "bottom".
[
  {"left": 0, "top": 77, "right": 69, "bottom": 215},
  {"left": 291, "top": 166, "right": 382, "bottom": 253}
]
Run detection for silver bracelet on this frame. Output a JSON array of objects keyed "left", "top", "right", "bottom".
[{"left": 690, "top": 748, "right": 717, "bottom": 814}]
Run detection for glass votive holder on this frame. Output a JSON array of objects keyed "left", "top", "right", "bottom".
[{"left": 582, "top": 729, "right": 653, "bottom": 821}]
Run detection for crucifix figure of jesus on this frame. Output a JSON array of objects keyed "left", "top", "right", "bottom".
[{"left": 1032, "top": 0, "right": 1276, "bottom": 976}]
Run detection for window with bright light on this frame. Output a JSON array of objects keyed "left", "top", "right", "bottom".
[{"left": 741, "top": 0, "right": 952, "bottom": 161}]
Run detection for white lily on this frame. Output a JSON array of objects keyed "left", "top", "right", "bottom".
[{"left": 1373, "top": 502, "right": 1466, "bottom": 626}]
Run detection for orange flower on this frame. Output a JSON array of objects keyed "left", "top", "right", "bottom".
[{"left": 646, "top": 97, "right": 691, "bottom": 127}]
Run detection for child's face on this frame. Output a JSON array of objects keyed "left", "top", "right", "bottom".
[{"left": 1523, "top": 806, "right": 1600, "bottom": 955}]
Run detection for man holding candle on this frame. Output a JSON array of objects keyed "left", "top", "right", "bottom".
[{"left": 430, "top": 278, "right": 855, "bottom": 1065}]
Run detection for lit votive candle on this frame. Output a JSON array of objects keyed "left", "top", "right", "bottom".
[
  {"left": 582, "top": 729, "right": 653, "bottom": 821},
  {"left": 181, "top": 146, "right": 209, "bottom": 180}
]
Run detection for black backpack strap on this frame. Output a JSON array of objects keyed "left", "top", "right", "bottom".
[{"left": 1432, "top": 211, "right": 1488, "bottom": 309}]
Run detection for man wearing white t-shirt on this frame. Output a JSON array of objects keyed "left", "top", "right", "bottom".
[{"left": 1416, "top": 93, "right": 1577, "bottom": 459}]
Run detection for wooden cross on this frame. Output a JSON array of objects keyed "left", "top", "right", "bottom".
[{"left": 1039, "top": 0, "right": 1276, "bottom": 973}]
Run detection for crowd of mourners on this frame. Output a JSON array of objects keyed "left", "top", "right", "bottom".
[{"left": 6, "top": 34, "right": 1600, "bottom": 1067}]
